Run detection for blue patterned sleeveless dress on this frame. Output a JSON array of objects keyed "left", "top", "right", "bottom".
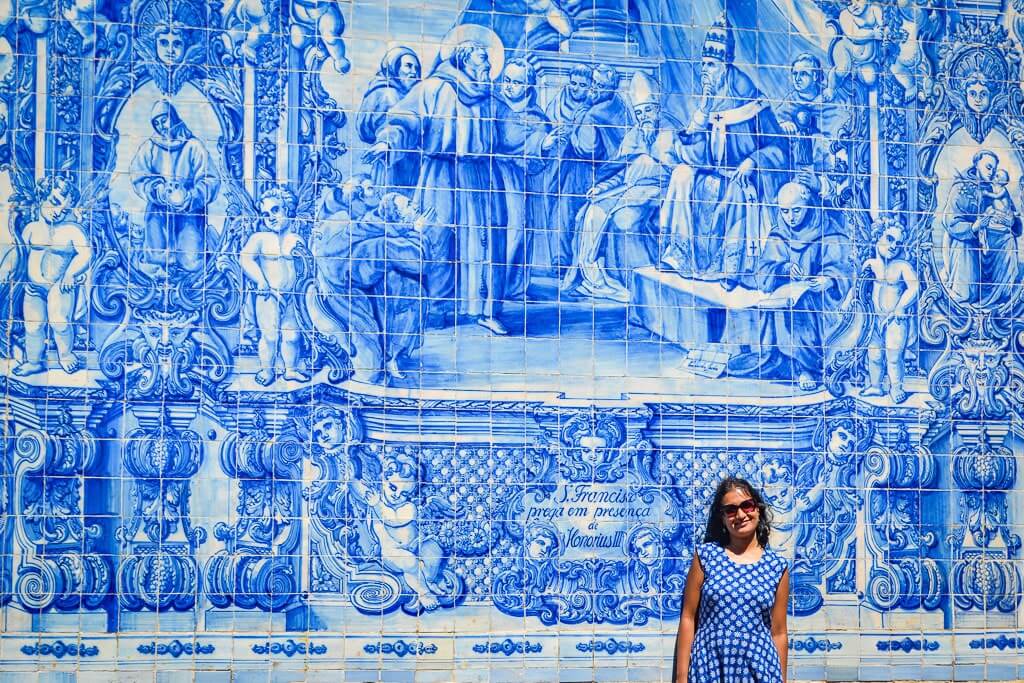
[{"left": 688, "top": 542, "right": 787, "bottom": 683}]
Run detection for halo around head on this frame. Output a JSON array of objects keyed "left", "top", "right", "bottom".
[{"left": 439, "top": 24, "right": 505, "bottom": 79}]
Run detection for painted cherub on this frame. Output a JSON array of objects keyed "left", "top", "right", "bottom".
[
  {"left": 840, "top": 218, "right": 919, "bottom": 403},
  {"left": 64, "top": 0, "right": 107, "bottom": 54},
  {"left": 827, "top": 0, "right": 885, "bottom": 98},
  {"left": 239, "top": 186, "right": 310, "bottom": 386},
  {"left": 290, "top": 0, "right": 350, "bottom": 74},
  {"left": 12, "top": 176, "right": 92, "bottom": 375},
  {"left": 351, "top": 451, "right": 448, "bottom": 610},
  {"left": 889, "top": 0, "right": 940, "bottom": 102},
  {"left": 223, "top": 0, "right": 272, "bottom": 64},
  {"left": 523, "top": 0, "right": 573, "bottom": 47}
]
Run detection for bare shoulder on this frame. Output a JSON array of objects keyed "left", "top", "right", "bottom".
[
  {"left": 862, "top": 256, "right": 883, "bottom": 277},
  {"left": 21, "top": 220, "right": 46, "bottom": 242},
  {"left": 895, "top": 259, "right": 918, "bottom": 278},
  {"left": 53, "top": 221, "right": 88, "bottom": 243},
  {"left": 242, "top": 231, "right": 270, "bottom": 249}
]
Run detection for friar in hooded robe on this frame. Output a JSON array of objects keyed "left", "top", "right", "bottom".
[
  {"left": 365, "top": 33, "right": 515, "bottom": 335},
  {"left": 727, "top": 181, "right": 851, "bottom": 391},
  {"left": 356, "top": 46, "right": 422, "bottom": 194},
  {"left": 130, "top": 99, "right": 220, "bottom": 276},
  {"left": 496, "top": 58, "right": 557, "bottom": 299},
  {"left": 312, "top": 186, "right": 428, "bottom": 383},
  {"left": 543, "top": 64, "right": 593, "bottom": 269},
  {"left": 553, "top": 63, "right": 632, "bottom": 272}
]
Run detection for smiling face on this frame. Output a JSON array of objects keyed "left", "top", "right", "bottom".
[{"left": 720, "top": 487, "right": 760, "bottom": 542}]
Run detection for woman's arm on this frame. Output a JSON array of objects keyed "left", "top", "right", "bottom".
[
  {"left": 771, "top": 568, "right": 791, "bottom": 682},
  {"left": 674, "top": 552, "right": 704, "bottom": 683}
]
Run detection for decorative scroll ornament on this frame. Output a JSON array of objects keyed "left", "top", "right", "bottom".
[
  {"left": 12, "top": 411, "right": 110, "bottom": 612},
  {"left": 863, "top": 425, "right": 944, "bottom": 611},
  {"left": 206, "top": 411, "right": 304, "bottom": 613}
]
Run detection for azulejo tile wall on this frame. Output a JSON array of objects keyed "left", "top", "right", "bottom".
[{"left": 0, "top": 0, "right": 1022, "bottom": 680}]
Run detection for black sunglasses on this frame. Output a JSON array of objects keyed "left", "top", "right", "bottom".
[{"left": 721, "top": 499, "right": 757, "bottom": 517}]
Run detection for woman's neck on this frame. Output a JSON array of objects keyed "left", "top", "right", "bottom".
[{"left": 726, "top": 534, "right": 760, "bottom": 555}]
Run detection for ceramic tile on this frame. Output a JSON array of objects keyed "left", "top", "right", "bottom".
[{"left": 1, "top": 0, "right": 1023, "bottom": 680}]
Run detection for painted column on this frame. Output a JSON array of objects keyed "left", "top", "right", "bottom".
[
  {"left": 947, "top": 424, "right": 1021, "bottom": 626},
  {"left": 205, "top": 410, "right": 305, "bottom": 630},
  {"left": 116, "top": 405, "right": 206, "bottom": 630},
  {"left": 32, "top": 34, "right": 45, "bottom": 181},
  {"left": 563, "top": 0, "right": 639, "bottom": 55},
  {"left": 10, "top": 405, "right": 110, "bottom": 631}
]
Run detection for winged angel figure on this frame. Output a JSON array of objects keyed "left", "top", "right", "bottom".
[
  {"left": 217, "top": 176, "right": 351, "bottom": 385},
  {"left": 349, "top": 448, "right": 464, "bottom": 612}
]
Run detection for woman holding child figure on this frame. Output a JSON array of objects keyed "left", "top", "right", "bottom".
[{"left": 675, "top": 478, "right": 789, "bottom": 683}]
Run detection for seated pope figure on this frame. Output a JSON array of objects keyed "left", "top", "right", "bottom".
[
  {"left": 660, "top": 14, "right": 789, "bottom": 291},
  {"left": 561, "top": 72, "right": 684, "bottom": 303}
]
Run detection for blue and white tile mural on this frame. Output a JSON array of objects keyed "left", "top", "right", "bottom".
[{"left": 0, "top": 0, "right": 1023, "bottom": 680}]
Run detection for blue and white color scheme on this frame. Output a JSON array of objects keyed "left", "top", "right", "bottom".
[{"left": 0, "top": 0, "right": 1023, "bottom": 680}]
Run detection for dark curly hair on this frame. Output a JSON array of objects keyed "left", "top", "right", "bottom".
[{"left": 703, "top": 477, "right": 773, "bottom": 548}]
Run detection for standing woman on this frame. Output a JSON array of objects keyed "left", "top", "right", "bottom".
[{"left": 675, "top": 477, "right": 790, "bottom": 683}]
